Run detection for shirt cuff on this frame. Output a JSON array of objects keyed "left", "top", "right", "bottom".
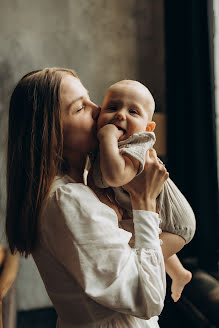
[{"left": 133, "top": 210, "right": 162, "bottom": 250}]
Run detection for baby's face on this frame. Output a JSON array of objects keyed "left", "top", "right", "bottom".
[{"left": 97, "top": 80, "right": 155, "bottom": 141}]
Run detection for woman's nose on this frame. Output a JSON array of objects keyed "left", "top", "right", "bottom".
[{"left": 91, "top": 102, "right": 100, "bottom": 120}]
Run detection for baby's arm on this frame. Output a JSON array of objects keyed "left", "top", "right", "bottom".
[{"left": 98, "top": 124, "right": 140, "bottom": 187}]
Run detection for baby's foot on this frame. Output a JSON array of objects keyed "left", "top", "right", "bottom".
[{"left": 171, "top": 269, "right": 192, "bottom": 302}]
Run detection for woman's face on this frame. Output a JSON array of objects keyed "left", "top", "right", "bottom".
[{"left": 61, "top": 75, "right": 100, "bottom": 155}]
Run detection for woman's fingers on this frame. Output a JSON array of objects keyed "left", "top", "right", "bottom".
[
  {"left": 146, "top": 148, "right": 158, "bottom": 161},
  {"left": 147, "top": 149, "right": 167, "bottom": 174},
  {"left": 147, "top": 149, "right": 164, "bottom": 165},
  {"left": 124, "top": 147, "right": 169, "bottom": 210},
  {"left": 146, "top": 149, "right": 169, "bottom": 191}
]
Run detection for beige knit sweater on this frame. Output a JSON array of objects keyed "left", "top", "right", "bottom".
[{"left": 93, "top": 132, "right": 196, "bottom": 244}]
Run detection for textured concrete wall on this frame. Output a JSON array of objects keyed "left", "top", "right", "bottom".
[{"left": 0, "top": 0, "right": 165, "bottom": 310}]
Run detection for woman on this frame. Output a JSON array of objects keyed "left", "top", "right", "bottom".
[{"left": 6, "top": 68, "right": 170, "bottom": 327}]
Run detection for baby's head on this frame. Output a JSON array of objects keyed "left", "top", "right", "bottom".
[{"left": 97, "top": 80, "right": 156, "bottom": 141}]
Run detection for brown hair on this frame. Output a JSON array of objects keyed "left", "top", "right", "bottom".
[{"left": 6, "top": 67, "right": 78, "bottom": 257}]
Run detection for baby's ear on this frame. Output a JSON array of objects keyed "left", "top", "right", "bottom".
[{"left": 146, "top": 121, "right": 156, "bottom": 132}]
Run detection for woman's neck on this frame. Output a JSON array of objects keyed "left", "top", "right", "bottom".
[
  {"left": 67, "top": 168, "right": 84, "bottom": 183},
  {"left": 64, "top": 151, "right": 88, "bottom": 183}
]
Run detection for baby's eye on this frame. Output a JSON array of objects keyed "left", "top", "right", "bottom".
[
  {"left": 129, "top": 109, "right": 138, "bottom": 114},
  {"left": 107, "top": 106, "right": 117, "bottom": 111}
]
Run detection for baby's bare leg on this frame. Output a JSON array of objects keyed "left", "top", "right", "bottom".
[
  {"left": 160, "top": 232, "right": 192, "bottom": 302},
  {"left": 165, "top": 254, "right": 192, "bottom": 302},
  {"left": 160, "top": 231, "right": 185, "bottom": 259}
]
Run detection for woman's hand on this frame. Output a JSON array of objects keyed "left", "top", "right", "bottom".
[{"left": 124, "top": 148, "right": 169, "bottom": 212}]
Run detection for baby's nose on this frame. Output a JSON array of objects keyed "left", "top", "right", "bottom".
[{"left": 115, "top": 110, "right": 126, "bottom": 120}]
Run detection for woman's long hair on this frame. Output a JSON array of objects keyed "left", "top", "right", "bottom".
[{"left": 6, "top": 67, "right": 78, "bottom": 257}]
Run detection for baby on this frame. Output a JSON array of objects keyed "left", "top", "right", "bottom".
[{"left": 92, "top": 80, "right": 196, "bottom": 302}]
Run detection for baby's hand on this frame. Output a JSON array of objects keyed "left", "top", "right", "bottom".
[{"left": 97, "top": 124, "right": 123, "bottom": 141}]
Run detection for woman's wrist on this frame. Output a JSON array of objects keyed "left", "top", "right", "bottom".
[{"left": 130, "top": 195, "right": 157, "bottom": 212}]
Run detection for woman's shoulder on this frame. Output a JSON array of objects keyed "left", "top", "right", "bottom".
[
  {"left": 45, "top": 174, "right": 117, "bottom": 225},
  {"left": 49, "top": 174, "right": 89, "bottom": 196},
  {"left": 48, "top": 174, "right": 100, "bottom": 207},
  {"left": 40, "top": 175, "right": 121, "bottom": 244}
]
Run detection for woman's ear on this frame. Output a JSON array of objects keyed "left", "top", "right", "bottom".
[{"left": 146, "top": 121, "right": 156, "bottom": 132}]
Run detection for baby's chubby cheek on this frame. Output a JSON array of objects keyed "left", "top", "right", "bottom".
[
  {"left": 96, "top": 112, "right": 107, "bottom": 131},
  {"left": 97, "top": 116, "right": 102, "bottom": 131},
  {"left": 96, "top": 114, "right": 108, "bottom": 140}
]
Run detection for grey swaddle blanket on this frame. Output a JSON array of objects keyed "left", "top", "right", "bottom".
[{"left": 93, "top": 132, "right": 196, "bottom": 244}]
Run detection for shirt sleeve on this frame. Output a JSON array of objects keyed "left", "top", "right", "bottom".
[
  {"left": 41, "top": 183, "right": 166, "bottom": 320},
  {"left": 119, "top": 132, "right": 156, "bottom": 175}
]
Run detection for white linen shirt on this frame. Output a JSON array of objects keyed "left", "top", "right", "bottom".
[{"left": 32, "top": 175, "right": 166, "bottom": 328}]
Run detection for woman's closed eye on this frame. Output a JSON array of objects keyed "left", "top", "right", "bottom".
[{"left": 76, "top": 106, "right": 85, "bottom": 113}]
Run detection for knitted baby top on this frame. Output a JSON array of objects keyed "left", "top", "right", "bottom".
[{"left": 92, "top": 132, "right": 196, "bottom": 244}]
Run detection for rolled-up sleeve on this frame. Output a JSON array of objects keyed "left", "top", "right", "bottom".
[{"left": 41, "top": 183, "right": 166, "bottom": 320}]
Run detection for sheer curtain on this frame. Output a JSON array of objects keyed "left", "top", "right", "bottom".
[
  {"left": 164, "top": 0, "right": 219, "bottom": 272},
  {"left": 214, "top": 1, "right": 219, "bottom": 189}
]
